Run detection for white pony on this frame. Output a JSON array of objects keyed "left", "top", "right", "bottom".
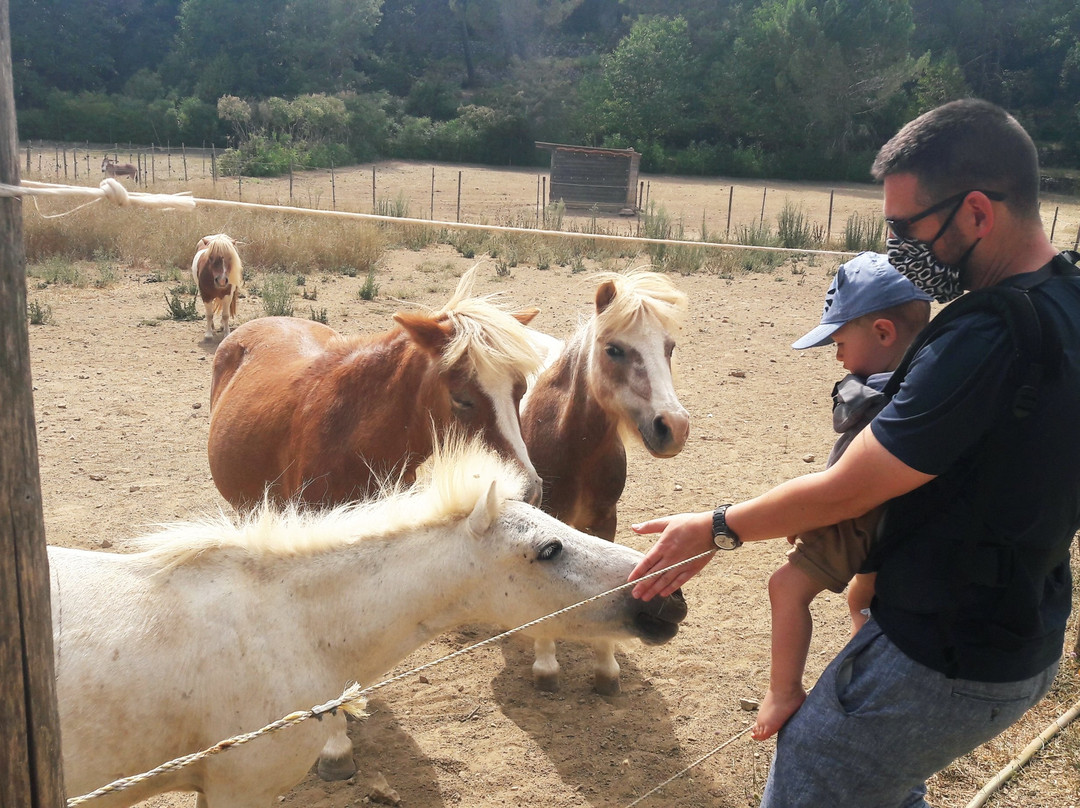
[{"left": 52, "top": 439, "right": 687, "bottom": 808}]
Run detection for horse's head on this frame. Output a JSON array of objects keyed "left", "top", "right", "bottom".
[
  {"left": 466, "top": 491, "right": 687, "bottom": 644},
  {"left": 197, "top": 235, "right": 241, "bottom": 289},
  {"left": 100, "top": 156, "right": 110, "bottom": 172},
  {"left": 393, "top": 303, "right": 544, "bottom": 506},
  {"left": 587, "top": 272, "right": 690, "bottom": 458}
]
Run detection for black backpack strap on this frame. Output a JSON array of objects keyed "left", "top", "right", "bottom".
[{"left": 882, "top": 286, "right": 1044, "bottom": 417}]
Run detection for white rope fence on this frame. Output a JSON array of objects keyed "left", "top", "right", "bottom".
[
  {"left": 0, "top": 178, "right": 860, "bottom": 258},
  {"left": 66, "top": 549, "right": 717, "bottom": 807}
]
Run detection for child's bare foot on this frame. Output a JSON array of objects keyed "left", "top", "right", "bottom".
[{"left": 751, "top": 686, "right": 807, "bottom": 741}]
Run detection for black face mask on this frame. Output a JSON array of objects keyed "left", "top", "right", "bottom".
[
  {"left": 886, "top": 234, "right": 980, "bottom": 304},
  {"left": 884, "top": 189, "right": 1003, "bottom": 303}
]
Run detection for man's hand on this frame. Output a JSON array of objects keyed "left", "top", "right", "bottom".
[{"left": 627, "top": 510, "right": 715, "bottom": 601}]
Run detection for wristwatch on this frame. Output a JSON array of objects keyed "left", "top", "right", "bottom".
[{"left": 711, "top": 504, "right": 742, "bottom": 550}]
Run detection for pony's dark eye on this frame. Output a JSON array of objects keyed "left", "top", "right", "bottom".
[
  {"left": 451, "top": 395, "right": 475, "bottom": 411},
  {"left": 538, "top": 540, "right": 563, "bottom": 561},
  {"left": 605, "top": 344, "right": 625, "bottom": 359}
]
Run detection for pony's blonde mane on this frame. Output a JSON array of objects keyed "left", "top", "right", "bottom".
[
  {"left": 141, "top": 436, "right": 527, "bottom": 569},
  {"left": 201, "top": 234, "right": 243, "bottom": 284},
  {"left": 435, "top": 265, "right": 543, "bottom": 382},
  {"left": 590, "top": 269, "right": 687, "bottom": 340}
]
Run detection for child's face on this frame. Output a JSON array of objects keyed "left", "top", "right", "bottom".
[{"left": 830, "top": 318, "right": 897, "bottom": 377}]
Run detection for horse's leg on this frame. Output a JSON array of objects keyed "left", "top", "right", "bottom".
[
  {"left": 532, "top": 637, "right": 560, "bottom": 691},
  {"left": 316, "top": 713, "right": 356, "bottom": 781},
  {"left": 221, "top": 292, "right": 232, "bottom": 338},
  {"left": 202, "top": 298, "right": 215, "bottom": 339},
  {"left": 592, "top": 639, "right": 621, "bottom": 695}
]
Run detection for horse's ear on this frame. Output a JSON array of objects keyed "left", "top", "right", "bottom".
[
  {"left": 394, "top": 312, "right": 454, "bottom": 355},
  {"left": 595, "top": 281, "right": 617, "bottom": 314},
  {"left": 466, "top": 481, "right": 500, "bottom": 538},
  {"left": 513, "top": 307, "right": 540, "bottom": 326}
]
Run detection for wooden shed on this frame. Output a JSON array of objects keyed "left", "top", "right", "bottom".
[{"left": 536, "top": 142, "right": 640, "bottom": 213}]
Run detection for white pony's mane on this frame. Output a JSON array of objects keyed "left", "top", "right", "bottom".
[
  {"left": 590, "top": 268, "right": 687, "bottom": 340},
  {"left": 140, "top": 437, "right": 527, "bottom": 569},
  {"left": 435, "top": 265, "right": 543, "bottom": 381}
]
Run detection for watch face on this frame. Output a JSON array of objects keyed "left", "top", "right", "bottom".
[{"left": 712, "top": 532, "right": 737, "bottom": 550}]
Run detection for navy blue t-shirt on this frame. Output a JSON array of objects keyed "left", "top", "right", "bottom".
[{"left": 869, "top": 268, "right": 1080, "bottom": 681}]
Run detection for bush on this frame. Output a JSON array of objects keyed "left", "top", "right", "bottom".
[{"left": 259, "top": 273, "right": 296, "bottom": 316}]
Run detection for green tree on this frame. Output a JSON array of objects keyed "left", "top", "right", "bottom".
[
  {"left": 714, "top": 0, "right": 917, "bottom": 174},
  {"left": 594, "top": 15, "right": 699, "bottom": 149}
]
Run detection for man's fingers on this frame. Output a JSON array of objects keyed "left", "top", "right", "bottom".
[{"left": 630, "top": 518, "right": 667, "bottom": 535}]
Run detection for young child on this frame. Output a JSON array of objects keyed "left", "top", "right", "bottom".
[{"left": 752, "top": 251, "right": 932, "bottom": 742}]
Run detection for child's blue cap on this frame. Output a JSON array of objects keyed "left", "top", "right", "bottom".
[{"left": 791, "top": 252, "right": 932, "bottom": 349}]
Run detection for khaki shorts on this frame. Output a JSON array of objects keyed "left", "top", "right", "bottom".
[{"left": 787, "top": 506, "right": 883, "bottom": 593}]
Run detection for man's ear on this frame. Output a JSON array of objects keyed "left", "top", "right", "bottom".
[
  {"left": 873, "top": 317, "right": 899, "bottom": 346},
  {"left": 966, "top": 190, "right": 997, "bottom": 236}
]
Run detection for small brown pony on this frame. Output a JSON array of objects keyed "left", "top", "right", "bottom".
[
  {"left": 207, "top": 267, "right": 545, "bottom": 511},
  {"left": 191, "top": 234, "right": 244, "bottom": 340},
  {"left": 521, "top": 269, "right": 690, "bottom": 694},
  {"left": 101, "top": 155, "right": 139, "bottom": 182}
]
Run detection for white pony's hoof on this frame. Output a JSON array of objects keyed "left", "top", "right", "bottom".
[
  {"left": 317, "top": 752, "right": 357, "bottom": 781},
  {"left": 593, "top": 675, "right": 621, "bottom": 696},
  {"left": 533, "top": 671, "right": 560, "bottom": 692}
]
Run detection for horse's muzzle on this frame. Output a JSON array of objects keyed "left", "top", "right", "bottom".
[{"left": 632, "top": 587, "right": 686, "bottom": 644}]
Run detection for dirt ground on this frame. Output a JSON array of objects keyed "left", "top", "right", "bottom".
[{"left": 26, "top": 162, "right": 1080, "bottom": 808}]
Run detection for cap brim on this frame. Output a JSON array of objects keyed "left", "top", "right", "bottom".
[{"left": 791, "top": 322, "right": 841, "bottom": 350}]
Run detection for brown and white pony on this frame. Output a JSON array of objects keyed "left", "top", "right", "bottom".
[
  {"left": 207, "top": 267, "right": 545, "bottom": 512},
  {"left": 521, "top": 270, "right": 690, "bottom": 694},
  {"left": 191, "top": 234, "right": 244, "bottom": 340},
  {"left": 101, "top": 155, "right": 139, "bottom": 182}
]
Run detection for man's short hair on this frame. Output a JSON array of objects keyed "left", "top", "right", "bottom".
[{"left": 871, "top": 99, "right": 1040, "bottom": 220}]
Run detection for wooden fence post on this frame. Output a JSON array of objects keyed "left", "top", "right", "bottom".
[
  {"left": 430, "top": 166, "right": 435, "bottom": 220},
  {"left": 0, "top": 1, "right": 66, "bottom": 804},
  {"left": 457, "top": 170, "right": 462, "bottom": 223},
  {"left": 726, "top": 186, "right": 733, "bottom": 236},
  {"left": 826, "top": 189, "right": 835, "bottom": 244}
]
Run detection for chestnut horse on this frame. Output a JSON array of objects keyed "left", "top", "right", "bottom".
[
  {"left": 101, "top": 155, "right": 139, "bottom": 182},
  {"left": 191, "top": 234, "right": 244, "bottom": 339},
  {"left": 207, "top": 267, "right": 545, "bottom": 511},
  {"left": 53, "top": 439, "right": 688, "bottom": 808},
  {"left": 521, "top": 270, "right": 690, "bottom": 694}
]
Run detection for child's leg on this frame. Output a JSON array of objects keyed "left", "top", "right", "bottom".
[
  {"left": 753, "top": 562, "right": 827, "bottom": 741},
  {"left": 847, "top": 572, "right": 877, "bottom": 636}
]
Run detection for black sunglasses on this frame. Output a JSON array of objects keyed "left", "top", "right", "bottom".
[{"left": 885, "top": 189, "right": 1006, "bottom": 241}]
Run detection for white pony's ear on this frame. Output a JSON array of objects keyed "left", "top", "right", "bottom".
[{"left": 466, "top": 481, "right": 500, "bottom": 538}]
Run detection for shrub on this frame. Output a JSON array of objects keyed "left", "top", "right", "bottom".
[
  {"left": 27, "top": 299, "right": 54, "bottom": 325},
  {"left": 164, "top": 287, "right": 199, "bottom": 320},
  {"left": 844, "top": 211, "right": 886, "bottom": 252},
  {"left": 359, "top": 270, "right": 380, "bottom": 300},
  {"left": 259, "top": 273, "right": 296, "bottom": 316}
]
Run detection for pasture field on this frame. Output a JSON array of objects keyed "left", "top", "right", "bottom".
[{"left": 22, "top": 161, "right": 1080, "bottom": 808}]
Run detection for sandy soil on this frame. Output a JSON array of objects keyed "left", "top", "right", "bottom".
[{"left": 26, "top": 163, "right": 1080, "bottom": 808}]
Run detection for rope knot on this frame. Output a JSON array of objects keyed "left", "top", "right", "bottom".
[{"left": 99, "top": 178, "right": 131, "bottom": 207}]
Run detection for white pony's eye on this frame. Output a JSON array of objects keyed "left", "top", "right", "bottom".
[
  {"left": 538, "top": 540, "right": 563, "bottom": 561},
  {"left": 605, "top": 344, "right": 625, "bottom": 359}
]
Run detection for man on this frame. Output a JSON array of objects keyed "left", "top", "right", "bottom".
[{"left": 628, "top": 98, "right": 1080, "bottom": 806}]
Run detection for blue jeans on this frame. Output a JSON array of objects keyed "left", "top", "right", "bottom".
[{"left": 759, "top": 619, "right": 1058, "bottom": 808}]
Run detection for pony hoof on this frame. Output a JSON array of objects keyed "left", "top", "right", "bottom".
[
  {"left": 594, "top": 677, "right": 621, "bottom": 696},
  {"left": 317, "top": 753, "right": 357, "bottom": 781},
  {"left": 534, "top": 672, "right": 560, "bottom": 692}
]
